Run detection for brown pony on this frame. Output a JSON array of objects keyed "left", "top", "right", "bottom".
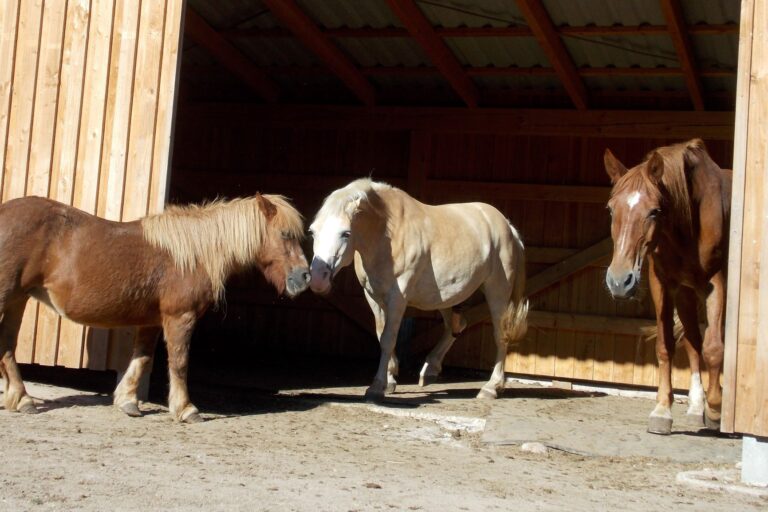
[
  {"left": 604, "top": 139, "right": 731, "bottom": 435},
  {"left": 0, "top": 194, "right": 309, "bottom": 422}
]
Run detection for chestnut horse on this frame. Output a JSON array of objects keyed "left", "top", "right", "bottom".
[
  {"left": 604, "top": 139, "right": 731, "bottom": 434},
  {"left": 0, "top": 194, "right": 309, "bottom": 422},
  {"left": 308, "top": 179, "right": 528, "bottom": 401}
]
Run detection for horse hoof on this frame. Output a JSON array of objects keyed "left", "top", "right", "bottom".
[
  {"left": 647, "top": 415, "right": 673, "bottom": 435},
  {"left": 686, "top": 411, "right": 705, "bottom": 425},
  {"left": 385, "top": 381, "right": 397, "bottom": 394},
  {"left": 364, "top": 388, "right": 384, "bottom": 403},
  {"left": 119, "top": 402, "right": 142, "bottom": 417},
  {"left": 703, "top": 412, "right": 721, "bottom": 431},
  {"left": 419, "top": 375, "right": 438, "bottom": 387},
  {"left": 476, "top": 388, "right": 498, "bottom": 400},
  {"left": 181, "top": 411, "right": 204, "bottom": 424},
  {"left": 18, "top": 402, "right": 39, "bottom": 414}
]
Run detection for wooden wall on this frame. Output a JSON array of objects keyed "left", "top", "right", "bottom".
[
  {"left": 0, "top": 0, "right": 184, "bottom": 370},
  {"left": 722, "top": 0, "right": 767, "bottom": 437},
  {"left": 172, "top": 103, "right": 733, "bottom": 391}
]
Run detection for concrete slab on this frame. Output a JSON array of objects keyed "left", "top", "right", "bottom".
[{"left": 482, "top": 385, "right": 741, "bottom": 463}]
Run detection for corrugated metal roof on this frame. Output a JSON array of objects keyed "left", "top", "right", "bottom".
[{"left": 184, "top": 0, "right": 739, "bottom": 108}]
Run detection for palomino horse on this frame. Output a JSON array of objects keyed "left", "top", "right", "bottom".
[
  {"left": 0, "top": 194, "right": 309, "bottom": 422},
  {"left": 604, "top": 139, "right": 731, "bottom": 434},
  {"left": 308, "top": 179, "right": 528, "bottom": 400}
]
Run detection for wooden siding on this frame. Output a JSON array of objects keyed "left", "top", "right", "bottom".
[
  {"left": 0, "top": 0, "right": 184, "bottom": 371},
  {"left": 171, "top": 103, "right": 733, "bottom": 391},
  {"left": 722, "top": 0, "right": 768, "bottom": 437}
]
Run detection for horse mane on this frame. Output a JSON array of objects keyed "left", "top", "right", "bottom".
[
  {"left": 613, "top": 139, "right": 705, "bottom": 238},
  {"left": 319, "top": 178, "right": 392, "bottom": 220},
  {"left": 141, "top": 194, "right": 304, "bottom": 302}
]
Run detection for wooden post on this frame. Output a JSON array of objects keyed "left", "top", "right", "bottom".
[{"left": 721, "top": 0, "right": 768, "bottom": 484}]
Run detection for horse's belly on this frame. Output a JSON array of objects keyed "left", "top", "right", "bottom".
[{"left": 31, "top": 287, "right": 160, "bottom": 328}]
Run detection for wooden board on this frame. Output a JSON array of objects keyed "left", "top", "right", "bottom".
[{"left": 0, "top": 0, "right": 185, "bottom": 371}]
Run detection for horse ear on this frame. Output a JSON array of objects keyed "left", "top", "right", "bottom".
[
  {"left": 604, "top": 149, "right": 628, "bottom": 184},
  {"left": 645, "top": 151, "right": 665, "bottom": 184},
  {"left": 256, "top": 194, "right": 278, "bottom": 220},
  {"left": 683, "top": 138, "right": 704, "bottom": 168}
]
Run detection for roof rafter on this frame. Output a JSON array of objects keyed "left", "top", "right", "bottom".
[
  {"left": 261, "top": 0, "right": 376, "bottom": 106},
  {"left": 222, "top": 23, "right": 739, "bottom": 39},
  {"left": 384, "top": 0, "right": 480, "bottom": 108},
  {"left": 659, "top": 0, "right": 706, "bottom": 110},
  {"left": 515, "top": 0, "right": 588, "bottom": 110},
  {"left": 184, "top": 8, "right": 280, "bottom": 103}
]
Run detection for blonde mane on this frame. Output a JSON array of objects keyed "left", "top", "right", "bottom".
[
  {"left": 141, "top": 194, "right": 304, "bottom": 302},
  {"left": 613, "top": 139, "right": 702, "bottom": 237},
  {"left": 317, "top": 178, "right": 392, "bottom": 220}
]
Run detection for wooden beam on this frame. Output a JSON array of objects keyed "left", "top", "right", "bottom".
[
  {"left": 528, "top": 311, "right": 653, "bottom": 337},
  {"left": 515, "top": 0, "right": 589, "bottom": 110},
  {"left": 659, "top": 0, "right": 706, "bottom": 111},
  {"left": 385, "top": 0, "right": 480, "bottom": 108},
  {"left": 184, "top": 8, "right": 280, "bottom": 103},
  {"left": 253, "top": 64, "right": 734, "bottom": 78},
  {"left": 429, "top": 180, "right": 610, "bottom": 204},
  {"left": 183, "top": 103, "right": 736, "bottom": 140},
  {"left": 525, "top": 238, "right": 613, "bottom": 295},
  {"left": 261, "top": 0, "right": 376, "bottom": 106},
  {"left": 221, "top": 23, "right": 739, "bottom": 39}
]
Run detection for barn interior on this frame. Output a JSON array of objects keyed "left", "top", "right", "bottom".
[{"left": 163, "top": 0, "right": 738, "bottom": 393}]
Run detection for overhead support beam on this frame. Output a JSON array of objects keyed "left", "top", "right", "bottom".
[
  {"left": 261, "top": 0, "right": 376, "bottom": 106},
  {"left": 385, "top": 0, "right": 480, "bottom": 108},
  {"left": 184, "top": 8, "right": 280, "bottom": 103},
  {"left": 659, "top": 0, "right": 706, "bottom": 110},
  {"left": 222, "top": 23, "right": 739, "bottom": 39},
  {"left": 515, "top": 0, "right": 589, "bottom": 110}
]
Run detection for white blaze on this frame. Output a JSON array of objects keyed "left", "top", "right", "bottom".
[{"left": 627, "top": 191, "right": 642, "bottom": 209}]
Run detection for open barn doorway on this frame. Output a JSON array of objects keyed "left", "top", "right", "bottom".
[{"left": 160, "top": 0, "right": 738, "bottom": 402}]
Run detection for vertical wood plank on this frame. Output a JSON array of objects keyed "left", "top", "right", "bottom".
[
  {"left": 97, "top": 0, "right": 139, "bottom": 221},
  {"left": 121, "top": 0, "right": 164, "bottom": 222},
  {"left": 722, "top": 0, "right": 754, "bottom": 434},
  {"left": 148, "top": 0, "right": 184, "bottom": 214},
  {"left": 28, "top": 0, "right": 67, "bottom": 367},
  {"left": 5, "top": 0, "right": 44, "bottom": 363},
  {"left": 53, "top": 0, "right": 91, "bottom": 369},
  {"left": 0, "top": 0, "right": 21, "bottom": 200}
]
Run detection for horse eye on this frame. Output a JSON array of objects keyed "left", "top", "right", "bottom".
[
  {"left": 648, "top": 208, "right": 661, "bottom": 218},
  {"left": 341, "top": 231, "right": 351, "bottom": 239},
  {"left": 281, "top": 231, "right": 292, "bottom": 240},
  {"left": 307, "top": 229, "right": 314, "bottom": 239}
]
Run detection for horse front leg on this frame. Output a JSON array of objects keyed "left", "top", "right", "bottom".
[
  {"left": 364, "top": 297, "right": 406, "bottom": 402},
  {"left": 0, "top": 299, "right": 37, "bottom": 414},
  {"left": 162, "top": 312, "right": 202, "bottom": 423},
  {"left": 113, "top": 327, "right": 161, "bottom": 417},
  {"left": 674, "top": 287, "right": 705, "bottom": 420},
  {"left": 702, "top": 271, "right": 726, "bottom": 430},
  {"left": 648, "top": 261, "right": 676, "bottom": 435}
]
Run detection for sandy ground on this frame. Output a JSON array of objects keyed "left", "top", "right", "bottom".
[{"left": 1, "top": 361, "right": 766, "bottom": 512}]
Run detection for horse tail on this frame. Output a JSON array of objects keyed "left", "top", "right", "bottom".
[
  {"left": 640, "top": 309, "right": 686, "bottom": 344},
  {"left": 501, "top": 222, "right": 529, "bottom": 347}
]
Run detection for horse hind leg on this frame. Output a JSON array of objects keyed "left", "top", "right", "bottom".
[
  {"left": 419, "top": 309, "right": 461, "bottom": 387},
  {"left": 477, "top": 287, "right": 517, "bottom": 400},
  {"left": 0, "top": 299, "right": 37, "bottom": 413},
  {"left": 113, "top": 327, "right": 161, "bottom": 417}
]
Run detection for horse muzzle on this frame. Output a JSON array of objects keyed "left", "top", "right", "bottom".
[
  {"left": 309, "top": 256, "right": 334, "bottom": 295},
  {"left": 606, "top": 268, "right": 640, "bottom": 299},
  {"left": 285, "top": 267, "right": 311, "bottom": 297}
]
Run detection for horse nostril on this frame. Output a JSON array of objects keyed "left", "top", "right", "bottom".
[
  {"left": 302, "top": 271, "right": 310, "bottom": 283},
  {"left": 322, "top": 271, "right": 329, "bottom": 279},
  {"left": 623, "top": 274, "right": 634, "bottom": 287}
]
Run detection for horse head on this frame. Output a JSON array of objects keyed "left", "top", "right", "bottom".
[
  {"left": 603, "top": 149, "right": 666, "bottom": 299},
  {"left": 256, "top": 194, "right": 311, "bottom": 298}
]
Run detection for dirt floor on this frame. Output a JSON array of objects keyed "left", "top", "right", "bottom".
[{"left": 1, "top": 358, "right": 766, "bottom": 512}]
